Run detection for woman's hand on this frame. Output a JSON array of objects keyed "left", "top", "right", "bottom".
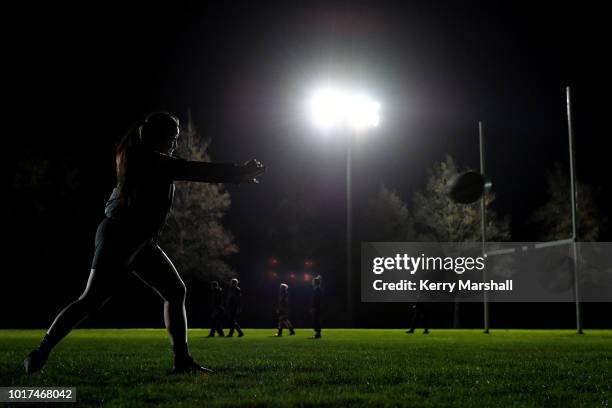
[{"left": 241, "top": 159, "right": 266, "bottom": 183}]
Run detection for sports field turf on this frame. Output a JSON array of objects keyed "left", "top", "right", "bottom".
[{"left": 1, "top": 329, "right": 610, "bottom": 407}]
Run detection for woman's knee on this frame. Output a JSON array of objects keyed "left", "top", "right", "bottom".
[
  {"left": 78, "top": 269, "right": 115, "bottom": 306},
  {"left": 76, "top": 291, "right": 110, "bottom": 310},
  {"left": 78, "top": 281, "right": 112, "bottom": 302}
]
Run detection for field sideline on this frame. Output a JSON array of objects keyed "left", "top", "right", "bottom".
[{"left": 1, "top": 329, "right": 610, "bottom": 407}]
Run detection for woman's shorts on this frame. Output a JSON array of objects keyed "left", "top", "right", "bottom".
[{"left": 91, "top": 217, "right": 153, "bottom": 271}]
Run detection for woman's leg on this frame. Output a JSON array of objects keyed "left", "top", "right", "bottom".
[
  {"left": 132, "top": 245, "right": 189, "bottom": 360},
  {"left": 24, "top": 218, "right": 141, "bottom": 374},
  {"left": 24, "top": 267, "right": 119, "bottom": 373},
  {"left": 132, "top": 245, "right": 211, "bottom": 373},
  {"left": 45, "top": 269, "right": 117, "bottom": 350}
]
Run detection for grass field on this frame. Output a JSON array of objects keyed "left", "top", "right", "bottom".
[{"left": 1, "top": 329, "right": 610, "bottom": 407}]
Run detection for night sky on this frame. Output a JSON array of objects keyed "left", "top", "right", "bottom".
[{"left": 5, "top": 2, "right": 610, "bottom": 328}]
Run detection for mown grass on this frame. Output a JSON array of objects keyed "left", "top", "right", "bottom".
[{"left": 1, "top": 329, "right": 610, "bottom": 407}]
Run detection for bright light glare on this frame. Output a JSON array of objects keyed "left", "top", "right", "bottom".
[{"left": 310, "top": 88, "right": 380, "bottom": 131}]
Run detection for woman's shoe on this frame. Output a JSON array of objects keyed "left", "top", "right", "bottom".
[
  {"left": 171, "top": 355, "right": 213, "bottom": 374},
  {"left": 23, "top": 349, "right": 48, "bottom": 374}
]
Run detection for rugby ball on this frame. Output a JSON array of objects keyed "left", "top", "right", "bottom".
[{"left": 447, "top": 171, "right": 485, "bottom": 204}]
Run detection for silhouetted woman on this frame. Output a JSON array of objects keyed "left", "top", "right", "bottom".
[{"left": 24, "top": 112, "right": 265, "bottom": 374}]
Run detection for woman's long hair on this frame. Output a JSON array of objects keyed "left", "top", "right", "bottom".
[{"left": 115, "top": 112, "right": 179, "bottom": 206}]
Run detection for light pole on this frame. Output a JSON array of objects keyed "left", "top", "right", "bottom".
[{"left": 310, "top": 87, "right": 380, "bottom": 325}]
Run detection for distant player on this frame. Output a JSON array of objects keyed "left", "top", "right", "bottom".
[
  {"left": 226, "top": 278, "right": 244, "bottom": 337},
  {"left": 406, "top": 295, "right": 429, "bottom": 334},
  {"left": 207, "top": 281, "right": 225, "bottom": 337},
  {"left": 275, "top": 283, "right": 295, "bottom": 336},
  {"left": 310, "top": 275, "right": 323, "bottom": 339}
]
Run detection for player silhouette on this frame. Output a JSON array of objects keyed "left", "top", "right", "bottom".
[
  {"left": 207, "top": 281, "right": 225, "bottom": 338},
  {"left": 23, "top": 112, "right": 265, "bottom": 374},
  {"left": 275, "top": 283, "right": 295, "bottom": 336},
  {"left": 310, "top": 276, "right": 323, "bottom": 339},
  {"left": 406, "top": 294, "right": 430, "bottom": 335},
  {"left": 226, "top": 278, "right": 244, "bottom": 337}
]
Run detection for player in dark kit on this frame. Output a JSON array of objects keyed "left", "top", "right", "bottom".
[
  {"left": 226, "top": 278, "right": 243, "bottom": 337},
  {"left": 310, "top": 275, "right": 323, "bottom": 339},
  {"left": 275, "top": 283, "right": 295, "bottom": 337},
  {"left": 23, "top": 112, "right": 265, "bottom": 374},
  {"left": 208, "top": 281, "right": 225, "bottom": 338},
  {"left": 406, "top": 297, "right": 430, "bottom": 334}
]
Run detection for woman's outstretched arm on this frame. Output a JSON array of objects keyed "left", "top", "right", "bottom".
[{"left": 163, "top": 155, "right": 265, "bottom": 184}]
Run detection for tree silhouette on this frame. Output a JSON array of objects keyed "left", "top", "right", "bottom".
[
  {"left": 160, "top": 115, "right": 238, "bottom": 282},
  {"left": 361, "top": 184, "right": 415, "bottom": 242},
  {"left": 531, "top": 165, "right": 606, "bottom": 242}
]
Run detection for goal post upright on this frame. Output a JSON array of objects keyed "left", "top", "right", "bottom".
[
  {"left": 566, "top": 86, "right": 583, "bottom": 334},
  {"left": 479, "top": 121, "right": 490, "bottom": 334}
]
